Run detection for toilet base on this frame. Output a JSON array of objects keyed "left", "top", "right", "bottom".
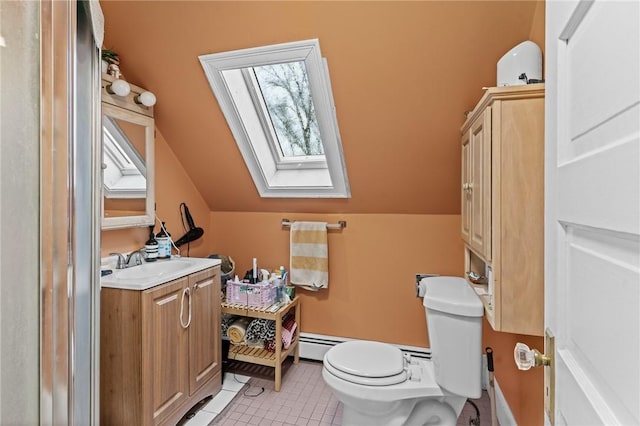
[{"left": 340, "top": 395, "right": 466, "bottom": 426}]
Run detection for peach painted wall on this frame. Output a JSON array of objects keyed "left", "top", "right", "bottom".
[
  {"left": 210, "top": 211, "right": 544, "bottom": 424},
  {"left": 529, "top": 1, "right": 546, "bottom": 60},
  {"left": 209, "top": 212, "right": 463, "bottom": 347},
  {"left": 101, "top": 128, "right": 211, "bottom": 259},
  {"left": 483, "top": 321, "right": 544, "bottom": 425}
]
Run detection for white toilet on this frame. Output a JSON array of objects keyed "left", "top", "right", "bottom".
[{"left": 322, "top": 276, "right": 484, "bottom": 426}]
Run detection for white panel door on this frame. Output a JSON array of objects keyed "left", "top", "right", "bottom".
[{"left": 546, "top": 1, "right": 640, "bottom": 425}]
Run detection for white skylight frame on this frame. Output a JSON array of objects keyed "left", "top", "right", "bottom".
[{"left": 199, "top": 39, "right": 350, "bottom": 198}]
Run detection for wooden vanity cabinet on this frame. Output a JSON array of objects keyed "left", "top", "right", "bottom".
[
  {"left": 460, "top": 84, "right": 545, "bottom": 336},
  {"left": 101, "top": 266, "right": 221, "bottom": 425}
]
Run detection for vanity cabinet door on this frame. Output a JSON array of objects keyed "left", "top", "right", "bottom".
[
  {"left": 188, "top": 266, "right": 221, "bottom": 394},
  {"left": 142, "top": 277, "right": 190, "bottom": 425}
]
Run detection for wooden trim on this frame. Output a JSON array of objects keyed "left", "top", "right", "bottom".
[
  {"left": 461, "top": 84, "right": 545, "bottom": 132},
  {"left": 491, "top": 101, "right": 503, "bottom": 331}
]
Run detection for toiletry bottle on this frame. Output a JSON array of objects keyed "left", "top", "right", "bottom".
[
  {"left": 277, "top": 266, "right": 287, "bottom": 302},
  {"left": 279, "top": 266, "right": 286, "bottom": 280},
  {"left": 156, "top": 222, "right": 172, "bottom": 259},
  {"left": 145, "top": 225, "right": 158, "bottom": 262}
]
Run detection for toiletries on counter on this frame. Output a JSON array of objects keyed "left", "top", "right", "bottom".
[
  {"left": 145, "top": 225, "right": 158, "bottom": 262},
  {"left": 156, "top": 222, "right": 172, "bottom": 259}
]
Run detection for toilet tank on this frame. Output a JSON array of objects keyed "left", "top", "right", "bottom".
[{"left": 422, "top": 276, "right": 484, "bottom": 398}]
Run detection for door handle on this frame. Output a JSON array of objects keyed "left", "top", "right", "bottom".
[
  {"left": 180, "top": 287, "right": 192, "bottom": 329},
  {"left": 514, "top": 342, "right": 551, "bottom": 369},
  {"left": 515, "top": 329, "right": 555, "bottom": 425}
]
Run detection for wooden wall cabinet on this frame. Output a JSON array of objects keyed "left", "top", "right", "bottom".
[
  {"left": 101, "top": 266, "right": 221, "bottom": 425},
  {"left": 460, "top": 84, "right": 545, "bottom": 336}
]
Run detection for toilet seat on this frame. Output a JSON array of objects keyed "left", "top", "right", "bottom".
[{"left": 324, "top": 340, "right": 408, "bottom": 386}]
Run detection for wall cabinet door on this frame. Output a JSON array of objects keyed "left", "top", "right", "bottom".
[
  {"left": 142, "top": 277, "right": 190, "bottom": 425},
  {"left": 461, "top": 131, "right": 472, "bottom": 242},
  {"left": 461, "top": 107, "right": 491, "bottom": 261},
  {"left": 188, "top": 268, "right": 221, "bottom": 394}
]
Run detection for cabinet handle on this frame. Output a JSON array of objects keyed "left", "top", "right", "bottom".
[{"left": 180, "top": 287, "right": 192, "bottom": 329}]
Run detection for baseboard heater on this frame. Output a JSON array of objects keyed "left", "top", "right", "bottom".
[{"left": 297, "top": 332, "right": 431, "bottom": 362}]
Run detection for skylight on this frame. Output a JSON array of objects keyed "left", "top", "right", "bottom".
[{"left": 199, "top": 39, "right": 350, "bottom": 198}]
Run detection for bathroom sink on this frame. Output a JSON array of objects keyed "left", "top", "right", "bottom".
[
  {"left": 101, "top": 257, "right": 221, "bottom": 290},
  {"left": 116, "top": 259, "right": 194, "bottom": 280}
]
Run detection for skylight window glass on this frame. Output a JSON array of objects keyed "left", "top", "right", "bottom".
[{"left": 253, "top": 62, "right": 324, "bottom": 158}]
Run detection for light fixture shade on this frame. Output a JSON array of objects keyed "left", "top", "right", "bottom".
[
  {"left": 108, "top": 79, "right": 131, "bottom": 97},
  {"left": 135, "top": 91, "right": 157, "bottom": 107}
]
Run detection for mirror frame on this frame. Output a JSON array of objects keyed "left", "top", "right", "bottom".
[{"left": 101, "top": 77, "right": 155, "bottom": 230}]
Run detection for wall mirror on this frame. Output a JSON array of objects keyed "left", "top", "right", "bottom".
[{"left": 101, "top": 75, "right": 155, "bottom": 230}]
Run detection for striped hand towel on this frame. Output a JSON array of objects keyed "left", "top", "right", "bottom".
[{"left": 290, "top": 221, "right": 328, "bottom": 291}]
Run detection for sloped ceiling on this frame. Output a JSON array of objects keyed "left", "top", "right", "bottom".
[{"left": 101, "top": 1, "right": 541, "bottom": 214}]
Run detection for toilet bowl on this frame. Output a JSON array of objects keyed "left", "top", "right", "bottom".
[
  {"left": 322, "top": 276, "right": 484, "bottom": 426},
  {"left": 322, "top": 340, "right": 464, "bottom": 425}
]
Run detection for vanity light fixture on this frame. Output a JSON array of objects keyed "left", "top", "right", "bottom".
[
  {"left": 134, "top": 91, "right": 157, "bottom": 107},
  {"left": 104, "top": 63, "right": 157, "bottom": 107},
  {"left": 106, "top": 78, "right": 131, "bottom": 97},
  {"left": 105, "top": 63, "right": 131, "bottom": 97}
]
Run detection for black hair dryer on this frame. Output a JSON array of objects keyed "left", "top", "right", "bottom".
[{"left": 175, "top": 203, "right": 204, "bottom": 247}]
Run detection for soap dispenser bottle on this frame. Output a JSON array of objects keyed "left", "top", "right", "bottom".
[
  {"left": 156, "top": 222, "right": 172, "bottom": 259},
  {"left": 145, "top": 225, "right": 158, "bottom": 262}
]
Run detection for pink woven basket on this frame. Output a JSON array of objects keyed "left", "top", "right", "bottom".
[{"left": 226, "top": 280, "right": 276, "bottom": 308}]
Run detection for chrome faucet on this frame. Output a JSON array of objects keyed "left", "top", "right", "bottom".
[
  {"left": 126, "top": 250, "right": 145, "bottom": 268},
  {"left": 109, "top": 250, "right": 145, "bottom": 269},
  {"left": 109, "top": 253, "right": 127, "bottom": 269}
]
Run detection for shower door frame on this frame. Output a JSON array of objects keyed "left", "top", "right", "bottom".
[{"left": 40, "top": 1, "right": 101, "bottom": 424}]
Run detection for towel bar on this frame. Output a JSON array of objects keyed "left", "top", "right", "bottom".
[{"left": 281, "top": 218, "right": 346, "bottom": 230}]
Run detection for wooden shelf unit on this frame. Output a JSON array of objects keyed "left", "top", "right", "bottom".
[{"left": 221, "top": 296, "right": 300, "bottom": 391}]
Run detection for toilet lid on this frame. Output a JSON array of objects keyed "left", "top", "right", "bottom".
[{"left": 324, "top": 341, "right": 408, "bottom": 386}]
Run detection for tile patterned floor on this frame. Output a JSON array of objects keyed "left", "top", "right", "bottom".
[{"left": 186, "top": 358, "right": 494, "bottom": 426}]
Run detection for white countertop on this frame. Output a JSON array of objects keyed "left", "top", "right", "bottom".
[{"left": 101, "top": 257, "right": 221, "bottom": 291}]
